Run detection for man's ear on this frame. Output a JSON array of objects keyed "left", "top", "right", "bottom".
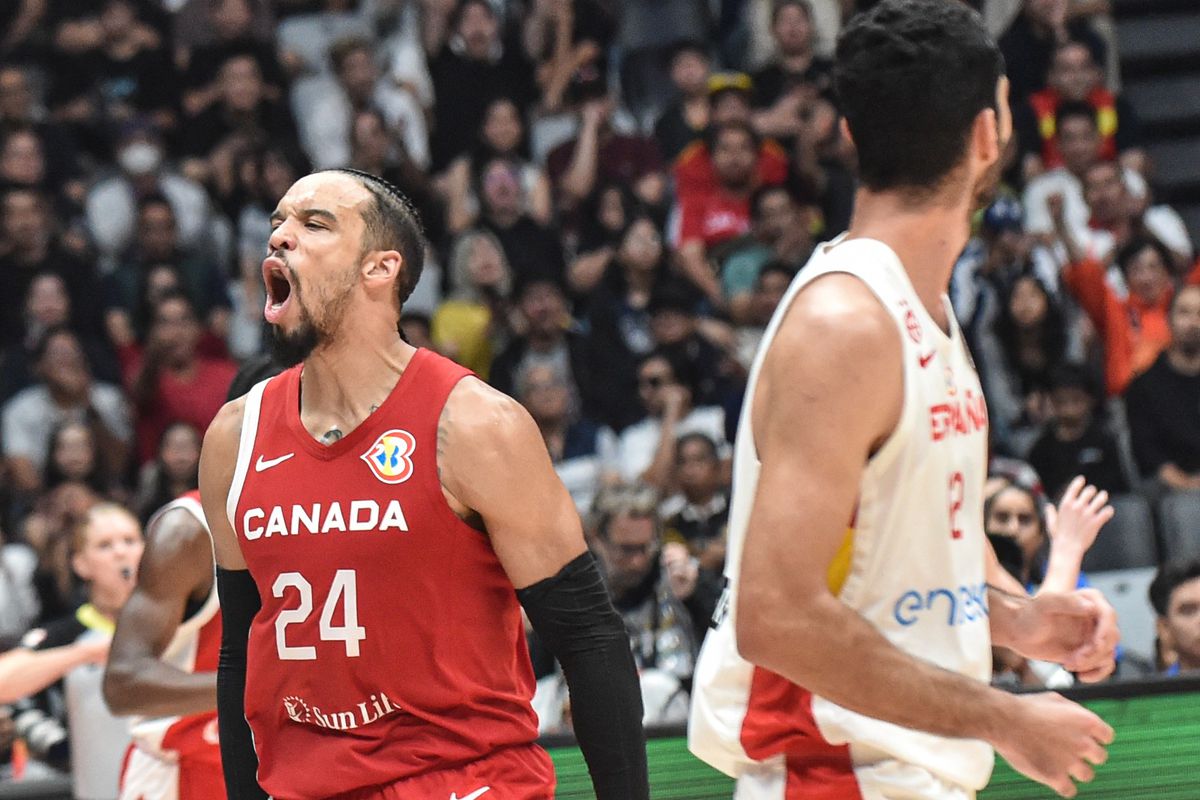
[
  {"left": 972, "top": 107, "right": 1001, "bottom": 172},
  {"left": 364, "top": 249, "right": 403, "bottom": 287}
]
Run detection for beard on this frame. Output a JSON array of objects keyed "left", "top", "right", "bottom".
[
  {"left": 268, "top": 279, "right": 353, "bottom": 367},
  {"left": 971, "top": 131, "right": 1012, "bottom": 212},
  {"left": 269, "top": 314, "right": 323, "bottom": 367}
]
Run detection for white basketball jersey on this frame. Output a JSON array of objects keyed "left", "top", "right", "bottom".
[
  {"left": 128, "top": 494, "right": 221, "bottom": 761},
  {"left": 689, "top": 238, "right": 994, "bottom": 792}
]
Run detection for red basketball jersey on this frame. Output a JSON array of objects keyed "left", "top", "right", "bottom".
[{"left": 225, "top": 349, "right": 550, "bottom": 799}]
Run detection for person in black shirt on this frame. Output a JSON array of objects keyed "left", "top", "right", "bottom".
[
  {"left": 477, "top": 155, "right": 566, "bottom": 285},
  {"left": 0, "top": 187, "right": 101, "bottom": 348},
  {"left": 653, "top": 41, "right": 712, "bottom": 164},
  {"left": 1126, "top": 285, "right": 1200, "bottom": 490},
  {"left": 1028, "top": 363, "right": 1129, "bottom": 499},
  {"left": 998, "top": 0, "right": 1107, "bottom": 105},
  {"left": 750, "top": 0, "right": 834, "bottom": 149},
  {"left": 427, "top": 0, "right": 537, "bottom": 171}
]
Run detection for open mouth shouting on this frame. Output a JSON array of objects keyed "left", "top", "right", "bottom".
[{"left": 263, "top": 254, "right": 294, "bottom": 324}]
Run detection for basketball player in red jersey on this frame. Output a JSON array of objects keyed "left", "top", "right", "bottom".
[
  {"left": 198, "top": 168, "right": 648, "bottom": 800},
  {"left": 103, "top": 492, "right": 225, "bottom": 800},
  {"left": 691, "top": 1, "right": 1119, "bottom": 799}
]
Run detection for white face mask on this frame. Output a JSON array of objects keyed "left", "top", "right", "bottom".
[{"left": 118, "top": 142, "right": 163, "bottom": 175}]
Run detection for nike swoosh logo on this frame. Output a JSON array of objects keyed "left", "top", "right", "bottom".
[
  {"left": 255, "top": 453, "right": 295, "bottom": 472},
  {"left": 450, "top": 788, "right": 491, "bottom": 800},
  {"left": 918, "top": 350, "right": 936, "bottom": 368}
]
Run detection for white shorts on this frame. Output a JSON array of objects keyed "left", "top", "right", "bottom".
[
  {"left": 733, "top": 756, "right": 975, "bottom": 800},
  {"left": 119, "top": 747, "right": 180, "bottom": 800}
]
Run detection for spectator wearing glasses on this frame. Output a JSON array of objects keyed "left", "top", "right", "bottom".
[{"left": 615, "top": 349, "right": 730, "bottom": 491}]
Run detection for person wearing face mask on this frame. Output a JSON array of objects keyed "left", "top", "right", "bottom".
[
  {"left": 0, "top": 503, "right": 144, "bottom": 800},
  {"left": 85, "top": 121, "right": 217, "bottom": 270}
]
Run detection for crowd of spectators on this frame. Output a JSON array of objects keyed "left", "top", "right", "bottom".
[{"left": 0, "top": 0, "right": 1199, "bottom": 792}]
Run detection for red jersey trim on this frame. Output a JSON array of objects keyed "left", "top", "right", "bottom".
[{"left": 740, "top": 667, "right": 860, "bottom": 800}]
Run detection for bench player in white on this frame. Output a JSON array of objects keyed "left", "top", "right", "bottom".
[{"left": 689, "top": 2, "right": 1119, "bottom": 799}]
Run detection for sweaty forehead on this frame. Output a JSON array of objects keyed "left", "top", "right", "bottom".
[{"left": 278, "top": 173, "right": 372, "bottom": 219}]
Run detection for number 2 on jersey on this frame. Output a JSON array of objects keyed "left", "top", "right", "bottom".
[
  {"left": 948, "top": 471, "right": 965, "bottom": 540},
  {"left": 273, "top": 570, "right": 366, "bottom": 660}
]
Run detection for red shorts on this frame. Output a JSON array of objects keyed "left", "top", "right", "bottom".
[{"left": 334, "top": 743, "right": 556, "bottom": 800}]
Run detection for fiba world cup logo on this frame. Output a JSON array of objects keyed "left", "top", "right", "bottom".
[{"left": 361, "top": 429, "right": 416, "bottom": 484}]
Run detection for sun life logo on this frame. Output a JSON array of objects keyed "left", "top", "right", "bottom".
[
  {"left": 361, "top": 429, "right": 416, "bottom": 484},
  {"left": 283, "top": 695, "right": 311, "bottom": 723}
]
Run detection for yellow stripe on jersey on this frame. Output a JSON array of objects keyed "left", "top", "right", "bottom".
[
  {"left": 76, "top": 603, "right": 116, "bottom": 636},
  {"left": 826, "top": 527, "right": 855, "bottom": 595}
]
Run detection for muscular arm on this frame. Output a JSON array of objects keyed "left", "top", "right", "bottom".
[
  {"left": 735, "top": 275, "right": 1020, "bottom": 742},
  {"left": 199, "top": 398, "right": 267, "bottom": 800},
  {"left": 439, "top": 379, "right": 649, "bottom": 799},
  {"left": 103, "top": 508, "right": 218, "bottom": 717}
]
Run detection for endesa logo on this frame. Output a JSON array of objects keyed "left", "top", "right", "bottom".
[
  {"left": 929, "top": 389, "right": 988, "bottom": 442},
  {"left": 893, "top": 582, "right": 989, "bottom": 627}
]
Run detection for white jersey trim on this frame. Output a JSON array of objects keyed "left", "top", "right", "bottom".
[{"left": 226, "top": 379, "right": 269, "bottom": 532}]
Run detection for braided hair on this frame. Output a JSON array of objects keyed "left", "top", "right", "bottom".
[{"left": 321, "top": 168, "right": 426, "bottom": 315}]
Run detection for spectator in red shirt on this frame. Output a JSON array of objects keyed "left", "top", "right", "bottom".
[
  {"left": 1016, "top": 39, "right": 1145, "bottom": 182},
  {"left": 677, "top": 122, "right": 769, "bottom": 309},
  {"left": 121, "top": 289, "right": 237, "bottom": 463},
  {"left": 673, "top": 73, "right": 789, "bottom": 199}
]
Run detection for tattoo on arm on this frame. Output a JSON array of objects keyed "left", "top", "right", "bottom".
[{"left": 436, "top": 404, "right": 450, "bottom": 482}]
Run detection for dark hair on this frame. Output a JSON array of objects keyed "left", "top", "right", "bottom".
[
  {"left": 676, "top": 432, "right": 718, "bottom": 462},
  {"left": 668, "top": 39, "right": 709, "bottom": 65},
  {"left": 750, "top": 182, "right": 795, "bottom": 221},
  {"left": 1053, "top": 38, "right": 1097, "bottom": 67},
  {"left": 322, "top": 168, "right": 426, "bottom": 312},
  {"left": 1171, "top": 284, "right": 1200, "bottom": 314},
  {"left": 225, "top": 354, "right": 284, "bottom": 402},
  {"left": 1048, "top": 361, "right": 1098, "bottom": 398},
  {"left": 329, "top": 36, "right": 374, "bottom": 74},
  {"left": 138, "top": 422, "right": 201, "bottom": 525},
  {"left": 1, "top": 123, "right": 39, "bottom": 152},
  {"left": 1116, "top": 236, "right": 1173, "bottom": 279},
  {"left": 1, "top": 183, "right": 46, "bottom": 208},
  {"left": 758, "top": 260, "right": 797, "bottom": 285},
  {"left": 993, "top": 271, "right": 1067, "bottom": 394},
  {"left": 639, "top": 347, "right": 700, "bottom": 397},
  {"left": 983, "top": 482, "right": 1047, "bottom": 583},
  {"left": 153, "top": 288, "right": 198, "bottom": 322},
  {"left": 451, "top": 0, "right": 495, "bottom": 29},
  {"left": 772, "top": 0, "right": 812, "bottom": 25},
  {"left": 1055, "top": 99, "right": 1099, "bottom": 134},
  {"left": 834, "top": 0, "right": 1003, "bottom": 194},
  {"left": 470, "top": 96, "right": 530, "bottom": 167},
  {"left": 43, "top": 419, "right": 109, "bottom": 494},
  {"left": 1150, "top": 560, "right": 1200, "bottom": 617},
  {"left": 647, "top": 279, "right": 700, "bottom": 317},
  {"left": 707, "top": 120, "right": 760, "bottom": 155},
  {"left": 578, "top": 183, "right": 637, "bottom": 251},
  {"left": 33, "top": 324, "right": 79, "bottom": 363},
  {"left": 136, "top": 192, "right": 174, "bottom": 218}
]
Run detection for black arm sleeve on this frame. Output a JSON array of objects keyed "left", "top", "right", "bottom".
[
  {"left": 216, "top": 567, "right": 268, "bottom": 800},
  {"left": 517, "top": 551, "right": 649, "bottom": 800}
]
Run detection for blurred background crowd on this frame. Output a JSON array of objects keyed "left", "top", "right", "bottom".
[{"left": 1, "top": 0, "right": 1200, "bottom": 795}]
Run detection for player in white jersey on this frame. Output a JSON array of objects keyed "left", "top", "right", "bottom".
[
  {"left": 103, "top": 493, "right": 225, "bottom": 800},
  {"left": 689, "top": 2, "right": 1119, "bottom": 799}
]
